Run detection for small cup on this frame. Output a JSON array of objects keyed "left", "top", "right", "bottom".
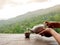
[{"left": 25, "top": 31, "right": 30, "bottom": 38}]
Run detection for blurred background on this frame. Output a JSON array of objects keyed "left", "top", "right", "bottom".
[{"left": 0, "top": 0, "right": 60, "bottom": 33}]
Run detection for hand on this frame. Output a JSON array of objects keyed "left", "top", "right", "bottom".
[{"left": 39, "top": 28, "right": 54, "bottom": 37}]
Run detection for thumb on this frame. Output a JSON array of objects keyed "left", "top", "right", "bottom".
[{"left": 39, "top": 30, "right": 46, "bottom": 35}]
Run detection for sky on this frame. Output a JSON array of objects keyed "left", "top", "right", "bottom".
[{"left": 0, "top": 0, "right": 60, "bottom": 20}]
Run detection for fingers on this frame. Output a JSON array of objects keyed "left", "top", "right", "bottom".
[
  {"left": 39, "top": 30, "right": 46, "bottom": 35},
  {"left": 38, "top": 28, "right": 51, "bottom": 35},
  {"left": 39, "top": 28, "right": 53, "bottom": 37}
]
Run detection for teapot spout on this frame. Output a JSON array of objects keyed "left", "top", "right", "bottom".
[{"left": 30, "top": 30, "right": 35, "bottom": 33}]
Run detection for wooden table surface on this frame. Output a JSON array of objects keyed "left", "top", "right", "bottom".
[{"left": 0, "top": 34, "right": 59, "bottom": 45}]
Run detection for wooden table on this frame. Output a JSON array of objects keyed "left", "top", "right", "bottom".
[{"left": 0, "top": 34, "right": 58, "bottom": 45}]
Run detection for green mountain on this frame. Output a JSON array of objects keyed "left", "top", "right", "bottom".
[
  {"left": 0, "top": 5, "right": 60, "bottom": 25},
  {"left": 0, "top": 5, "right": 60, "bottom": 33},
  {"left": 7, "top": 5, "right": 60, "bottom": 23}
]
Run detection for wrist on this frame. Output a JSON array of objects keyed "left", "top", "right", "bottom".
[
  {"left": 48, "top": 28, "right": 55, "bottom": 34},
  {"left": 49, "top": 28, "right": 58, "bottom": 36}
]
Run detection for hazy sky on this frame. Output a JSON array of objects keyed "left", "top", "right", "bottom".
[{"left": 0, "top": 0, "right": 60, "bottom": 20}]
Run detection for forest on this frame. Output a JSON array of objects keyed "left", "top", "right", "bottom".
[{"left": 0, "top": 12, "right": 60, "bottom": 33}]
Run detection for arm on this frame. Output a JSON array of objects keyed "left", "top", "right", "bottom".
[
  {"left": 50, "top": 29, "right": 60, "bottom": 44},
  {"left": 39, "top": 28, "right": 60, "bottom": 44}
]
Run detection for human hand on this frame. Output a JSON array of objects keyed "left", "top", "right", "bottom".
[{"left": 39, "top": 28, "right": 54, "bottom": 37}]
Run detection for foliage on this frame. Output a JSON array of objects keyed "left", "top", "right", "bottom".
[{"left": 0, "top": 12, "right": 60, "bottom": 33}]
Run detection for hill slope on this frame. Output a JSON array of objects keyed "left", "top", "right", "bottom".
[
  {"left": 0, "top": 5, "right": 60, "bottom": 25},
  {"left": 0, "top": 5, "right": 60, "bottom": 33}
]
